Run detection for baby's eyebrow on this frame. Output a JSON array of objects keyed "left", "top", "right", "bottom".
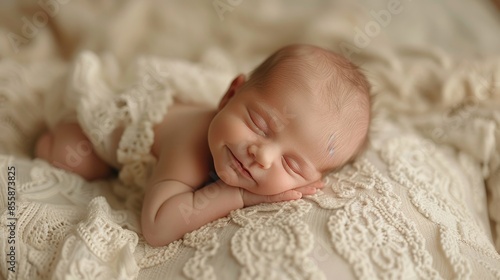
[{"left": 327, "top": 134, "right": 335, "bottom": 157}]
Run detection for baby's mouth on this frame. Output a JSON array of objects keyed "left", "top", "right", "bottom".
[{"left": 227, "top": 146, "right": 253, "bottom": 180}]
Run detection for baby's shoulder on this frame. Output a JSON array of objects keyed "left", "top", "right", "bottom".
[
  {"left": 150, "top": 103, "right": 216, "bottom": 187},
  {"left": 153, "top": 103, "right": 214, "bottom": 150}
]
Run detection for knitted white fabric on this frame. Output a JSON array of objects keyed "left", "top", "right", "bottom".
[
  {"left": 1, "top": 0, "right": 500, "bottom": 279},
  {"left": 66, "top": 52, "right": 233, "bottom": 188},
  {"left": 1, "top": 45, "right": 500, "bottom": 280}
]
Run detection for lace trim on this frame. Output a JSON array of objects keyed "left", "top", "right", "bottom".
[
  {"left": 319, "top": 157, "right": 439, "bottom": 279},
  {"left": 182, "top": 218, "right": 231, "bottom": 279},
  {"left": 70, "top": 52, "right": 174, "bottom": 188},
  {"left": 230, "top": 201, "right": 325, "bottom": 280},
  {"left": 381, "top": 136, "right": 500, "bottom": 277},
  {"left": 53, "top": 197, "right": 140, "bottom": 279}
]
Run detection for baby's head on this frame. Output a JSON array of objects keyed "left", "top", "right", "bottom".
[{"left": 208, "top": 44, "right": 371, "bottom": 195}]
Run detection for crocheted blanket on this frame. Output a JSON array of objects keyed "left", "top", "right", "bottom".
[{"left": 1, "top": 0, "right": 500, "bottom": 279}]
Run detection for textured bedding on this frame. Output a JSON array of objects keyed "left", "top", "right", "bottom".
[{"left": 1, "top": 0, "right": 500, "bottom": 279}]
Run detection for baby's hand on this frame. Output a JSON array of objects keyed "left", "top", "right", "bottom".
[{"left": 240, "top": 180, "right": 324, "bottom": 207}]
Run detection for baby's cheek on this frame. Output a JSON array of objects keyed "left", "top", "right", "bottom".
[
  {"left": 217, "top": 169, "right": 234, "bottom": 186},
  {"left": 268, "top": 174, "right": 295, "bottom": 193},
  {"left": 227, "top": 122, "right": 250, "bottom": 142}
]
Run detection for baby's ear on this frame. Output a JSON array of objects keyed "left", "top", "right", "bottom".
[{"left": 218, "top": 74, "right": 246, "bottom": 110}]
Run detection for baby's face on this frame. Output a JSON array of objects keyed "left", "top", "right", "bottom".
[{"left": 208, "top": 75, "right": 344, "bottom": 195}]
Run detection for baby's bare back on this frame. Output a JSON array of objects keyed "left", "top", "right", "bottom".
[{"left": 149, "top": 103, "right": 217, "bottom": 189}]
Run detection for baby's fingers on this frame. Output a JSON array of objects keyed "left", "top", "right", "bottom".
[
  {"left": 293, "top": 180, "right": 325, "bottom": 195},
  {"left": 293, "top": 186, "right": 318, "bottom": 196},
  {"left": 268, "top": 190, "right": 302, "bottom": 202},
  {"left": 308, "top": 179, "right": 325, "bottom": 189}
]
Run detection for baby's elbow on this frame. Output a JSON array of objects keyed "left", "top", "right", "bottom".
[
  {"left": 142, "top": 227, "right": 163, "bottom": 247},
  {"left": 142, "top": 224, "right": 170, "bottom": 247},
  {"left": 142, "top": 222, "right": 174, "bottom": 247},
  {"left": 140, "top": 194, "right": 188, "bottom": 247}
]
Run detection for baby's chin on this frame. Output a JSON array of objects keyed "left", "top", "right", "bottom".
[
  {"left": 217, "top": 174, "right": 262, "bottom": 194},
  {"left": 216, "top": 168, "right": 242, "bottom": 188}
]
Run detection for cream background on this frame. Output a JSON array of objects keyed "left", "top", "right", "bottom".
[{"left": 1, "top": 0, "right": 500, "bottom": 279}]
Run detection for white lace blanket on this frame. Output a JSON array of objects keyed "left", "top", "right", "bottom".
[{"left": 1, "top": 0, "right": 500, "bottom": 279}]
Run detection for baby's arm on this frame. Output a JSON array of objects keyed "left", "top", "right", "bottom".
[
  {"left": 141, "top": 179, "right": 317, "bottom": 247},
  {"left": 141, "top": 179, "right": 243, "bottom": 247}
]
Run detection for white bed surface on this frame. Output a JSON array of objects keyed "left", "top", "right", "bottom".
[{"left": 1, "top": 1, "right": 500, "bottom": 279}]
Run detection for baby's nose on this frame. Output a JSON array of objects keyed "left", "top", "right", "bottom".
[{"left": 248, "top": 143, "right": 279, "bottom": 169}]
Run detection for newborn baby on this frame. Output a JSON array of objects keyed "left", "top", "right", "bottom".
[{"left": 35, "top": 44, "right": 371, "bottom": 247}]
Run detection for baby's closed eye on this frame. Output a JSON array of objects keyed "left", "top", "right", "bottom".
[
  {"left": 282, "top": 156, "right": 302, "bottom": 176},
  {"left": 248, "top": 110, "right": 268, "bottom": 136}
]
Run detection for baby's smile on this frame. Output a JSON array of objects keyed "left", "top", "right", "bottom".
[{"left": 227, "top": 146, "right": 254, "bottom": 181}]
